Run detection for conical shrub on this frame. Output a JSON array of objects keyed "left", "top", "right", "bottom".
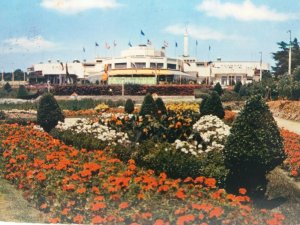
[
  {"left": 155, "top": 97, "right": 167, "bottom": 115},
  {"left": 17, "top": 85, "right": 28, "bottom": 99},
  {"left": 37, "top": 93, "right": 65, "bottom": 132},
  {"left": 213, "top": 82, "right": 223, "bottom": 95},
  {"left": 224, "top": 95, "right": 285, "bottom": 197},
  {"left": 140, "top": 93, "right": 157, "bottom": 116},
  {"left": 200, "top": 91, "right": 224, "bottom": 119},
  {"left": 125, "top": 98, "right": 135, "bottom": 113}
]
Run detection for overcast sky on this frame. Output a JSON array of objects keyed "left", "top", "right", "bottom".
[{"left": 0, "top": 0, "right": 299, "bottom": 71}]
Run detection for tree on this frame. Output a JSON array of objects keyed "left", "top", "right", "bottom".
[
  {"left": 224, "top": 95, "right": 285, "bottom": 197},
  {"left": 140, "top": 93, "right": 157, "bottom": 116},
  {"left": 213, "top": 82, "right": 223, "bottom": 95},
  {"left": 3, "top": 82, "right": 12, "bottom": 93},
  {"left": 293, "top": 66, "right": 300, "bottom": 81},
  {"left": 37, "top": 93, "right": 65, "bottom": 132},
  {"left": 233, "top": 81, "right": 242, "bottom": 93},
  {"left": 272, "top": 38, "right": 300, "bottom": 77},
  {"left": 200, "top": 91, "right": 224, "bottom": 119},
  {"left": 17, "top": 85, "right": 28, "bottom": 99},
  {"left": 155, "top": 97, "right": 167, "bottom": 115},
  {"left": 125, "top": 98, "right": 135, "bottom": 113}
]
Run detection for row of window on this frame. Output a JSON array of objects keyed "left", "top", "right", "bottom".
[{"left": 111, "top": 63, "right": 176, "bottom": 70}]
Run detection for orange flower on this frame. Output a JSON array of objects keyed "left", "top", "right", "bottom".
[
  {"left": 92, "top": 216, "right": 106, "bottom": 224},
  {"left": 175, "top": 190, "right": 186, "bottom": 200},
  {"left": 239, "top": 188, "right": 247, "bottom": 195},
  {"left": 119, "top": 202, "right": 129, "bottom": 209},
  {"left": 73, "top": 214, "right": 84, "bottom": 224},
  {"left": 36, "top": 172, "right": 46, "bottom": 181},
  {"left": 91, "top": 202, "right": 106, "bottom": 211},
  {"left": 204, "top": 178, "right": 216, "bottom": 188},
  {"left": 48, "top": 217, "right": 60, "bottom": 223},
  {"left": 209, "top": 207, "right": 224, "bottom": 218},
  {"left": 40, "top": 203, "right": 47, "bottom": 209},
  {"left": 76, "top": 187, "right": 86, "bottom": 194}
]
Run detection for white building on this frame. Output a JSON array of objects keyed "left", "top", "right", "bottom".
[{"left": 27, "top": 32, "right": 269, "bottom": 86}]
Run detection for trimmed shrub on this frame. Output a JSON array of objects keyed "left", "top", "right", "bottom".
[
  {"left": 3, "top": 82, "right": 12, "bottom": 93},
  {"left": 200, "top": 91, "right": 225, "bottom": 119},
  {"left": 37, "top": 93, "right": 65, "bottom": 132},
  {"left": 233, "top": 81, "right": 242, "bottom": 93},
  {"left": 0, "top": 111, "right": 5, "bottom": 120},
  {"left": 155, "top": 97, "right": 167, "bottom": 115},
  {"left": 140, "top": 93, "right": 157, "bottom": 116},
  {"left": 17, "top": 85, "right": 28, "bottom": 99},
  {"left": 224, "top": 95, "right": 286, "bottom": 197},
  {"left": 125, "top": 98, "right": 135, "bottom": 113},
  {"left": 213, "top": 82, "right": 223, "bottom": 95}
]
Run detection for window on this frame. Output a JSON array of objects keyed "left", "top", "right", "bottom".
[
  {"left": 115, "top": 63, "right": 127, "bottom": 69},
  {"left": 236, "top": 76, "right": 242, "bottom": 82},
  {"left": 221, "top": 76, "right": 227, "bottom": 85},
  {"left": 135, "top": 62, "right": 146, "bottom": 68},
  {"left": 150, "top": 63, "right": 163, "bottom": 69},
  {"left": 167, "top": 64, "right": 176, "bottom": 69}
]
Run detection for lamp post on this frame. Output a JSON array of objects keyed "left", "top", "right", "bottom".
[
  {"left": 259, "top": 51, "right": 262, "bottom": 81},
  {"left": 287, "top": 30, "right": 292, "bottom": 75}
]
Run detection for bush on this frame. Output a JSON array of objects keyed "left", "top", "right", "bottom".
[
  {"left": 125, "top": 98, "right": 135, "bottom": 113},
  {"left": 213, "top": 82, "right": 223, "bottom": 95},
  {"left": 140, "top": 93, "right": 157, "bottom": 116},
  {"left": 17, "top": 85, "right": 28, "bottom": 99},
  {"left": 221, "top": 90, "right": 243, "bottom": 102},
  {"left": 233, "top": 81, "right": 242, "bottom": 93},
  {"left": 37, "top": 93, "right": 64, "bottom": 132},
  {"left": 3, "top": 82, "right": 12, "bottom": 93},
  {"left": 224, "top": 95, "right": 286, "bottom": 197},
  {"left": 155, "top": 97, "right": 167, "bottom": 115},
  {"left": 200, "top": 91, "right": 225, "bottom": 119},
  {"left": 0, "top": 111, "right": 5, "bottom": 120}
]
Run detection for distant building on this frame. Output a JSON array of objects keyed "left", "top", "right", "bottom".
[{"left": 27, "top": 33, "right": 269, "bottom": 86}]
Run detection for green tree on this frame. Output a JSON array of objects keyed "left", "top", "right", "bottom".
[
  {"left": 3, "top": 82, "right": 12, "bottom": 93},
  {"left": 213, "top": 82, "right": 223, "bottom": 95},
  {"left": 272, "top": 38, "right": 300, "bottom": 77},
  {"left": 293, "top": 66, "right": 300, "bottom": 81},
  {"left": 224, "top": 95, "right": 285, "bottom": 197},
  {"left": 155, "top": 97, "right": 167, "bottom": 115},
  {"left": 233, "top": 81, "right": 242, "bottom": 93},
  {"left": 17, "top": 85, "right": 28, "bottom": 99},
  {"left": 140, "top": 93, "right": 157, "bottom": 116},
  {"left": 37, "top": 93, "right": 64, "bottom": 132},
  {"left": 125, "top": 98, "right": 135, "bottom": 113},
  {"left": 200, "top": 91, "right": 224, "bottom": 119}
]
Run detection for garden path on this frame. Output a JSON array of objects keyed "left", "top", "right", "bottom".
[{"left": 274, "top": 117, "right": 300, "bottom": 135}]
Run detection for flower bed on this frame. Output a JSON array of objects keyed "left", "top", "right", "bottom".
[
  {"left": 281, "top": 129, "right": 300, "bottom": 178},
  {"left": 0, "top": 124, "right": 284, "bottom": 224},
  {"left": 166, "top": 102, "right": 199, "bottom": 113}
]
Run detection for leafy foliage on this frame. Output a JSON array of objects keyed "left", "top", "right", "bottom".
[
  {"left": 233, "top": 81, "right": 242, "bottom": 93},
  {"left": 224, "top": 95, "right": 286, "bottom": 197},
  {"left": 213, "top": 82, "right": 223, "bottom": 95},
  {"left": 3, "top": 82, "right": 12, "bottom": 93},
  {"left": 140, "top": 93, "right": 157, "bottom": 116},
  {"left": 37, "top": 93, "right": 64, "bottom": 132},
  {"left": 17, "top": 85, "right": 28, "bottom": 99},
  {"left": 155, "top": 97, "right": 167, "bottom": 115},
  {"left": 200, "top": 91, "right": 224, "bottom": 119},
  {"left": 124, "top": 98, "right": 134, "bottom": 113}
]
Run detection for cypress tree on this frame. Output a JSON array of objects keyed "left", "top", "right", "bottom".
[
  {"left": 17, "top": 85, "right": 28, "bottom": 99},
  {"left": 125, "top": 98, "right": 135, "bottom": 113},
  {"left": 213, "top": 82, "right": 223, "bottom": 95},
  {"left": 140, "top": 93, "right": 157, "bottom": 116},
  {"left": 155, "top": 97, "right": 167, "bottom": 115},
  {"left": 37, "top": 93, "right": 65, "bottom": 132},
  {"left": 233, "top": 81, "right": 242, "bottom": 93},
  {"left": 224, "top": 95, "right": 285, "bottom": 197},
  {"left": 3, "top": 82, "right": 12, "bottom": 93},
  {"left": 200, "top": 91, "right": 225, "bottom": 119}
]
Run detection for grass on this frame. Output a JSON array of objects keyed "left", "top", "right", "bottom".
[{"left": 0, "top": 178, "right": 48, "bottom": 223}]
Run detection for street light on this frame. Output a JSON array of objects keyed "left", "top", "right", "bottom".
[
  {"left": 259, "top": 51, "right": 262, "bottom": 81},
  {"left": 287, "top": 30, "right": 292, "bottom": 75}
]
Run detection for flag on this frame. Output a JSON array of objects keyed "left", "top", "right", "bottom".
[
  {"left": 95, "top": 42, "right": 99, "bottom": 47},
  {"left": 209, "top": 45, "right": 211, "bottom": 51},
  {"left": 113, "top": 40, "right": 117, "bottom": 47},
  {"left": 147, "top": 39, "right": 152, "bottom": 45},
  {"left": 163, "top": 41, "right": 168, "bottom": 47},
  {"left": 83, "top": 47, "right": 85, "bottom": 52},
  {"left": 196, "top": 40, "right": 198, "bottom": 46},
  {"left": 105, "top": 42, "right": 110, "bottom": 49},
  {"left": 141, "top": 30, "right": 145, "bottom": 36},
  {"left": 175, "top": 42, "right": 178, "bottom": 48},
  {"left": 128, "top": 41, "right": 132, "bottom": 47}
]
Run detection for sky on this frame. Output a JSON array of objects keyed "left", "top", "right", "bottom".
[{"left": 0, "top": 0, "right": 299, "bottom": 71}]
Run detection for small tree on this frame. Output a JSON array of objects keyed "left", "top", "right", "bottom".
[
  {"left": 155, "top": 97, "right": 167, "bottom": 115},
  {"left": 224, "top": 95, "right": 285, "bottom": 197},
  {"left": 200, "top": 91, "right": 225, "bottom": 119},
  {"left": 293, "top": 66, "right": 300, "bottom": 82},
  {"left": 125, "top": 98, "right": 135, "bottom": 113},
  {"left": 213, "top": 82, "right": 223, "bottom": 95},
  {"left": 37, "top": 93, "right": 65, "bottom": 132},
  {"left": 3, "top": 82, "right": 12, "bottom": 93},
  {"left": 17, "top": 85, "right": 28, "bottom": 99},
  {"left": 233, "top": 81, "right": 242, "bottom": 93},
  {"left": 140, "top": 93, "right": 157, "bottom": 116}
]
